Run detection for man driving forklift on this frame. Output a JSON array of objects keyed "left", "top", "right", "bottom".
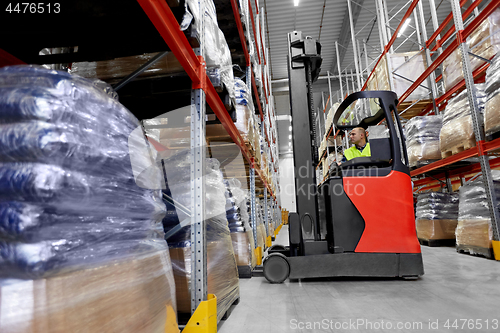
[{"left": 339, "top": 127, "right": 371, "bottom": 164}]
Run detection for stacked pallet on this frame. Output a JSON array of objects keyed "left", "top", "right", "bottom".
[
  {"left": 405, "top": 115, "right": 442, "bottom": 168},
  {"left": 439, "top": 84, "right": 486, "bottom": 158},
  {"left": 442, "top": 8, "right": 500, "bottom": 91},
  {"left": 225, "top": 178, "right": 256, "bottom": 277},
  {"left": 456, "top": 171, "right": 500, "bottom": 259},
  {"left": 484, "top": 53, "right": 500, "bottom": 137},
  {"left": 366, "top": 51, "right": 431, "bottom": 118},
  {"left": 415, "top": 192, "right": 459, "bottom": 246},
  {"left": 0, "top": 66, "right": 177, "bottom": 332},
  {"left": 161, "top": 152, "right": 239, "bottom": 323}
]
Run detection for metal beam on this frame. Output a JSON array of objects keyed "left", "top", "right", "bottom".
[{"left": 330, "top": 0, "right": 365, "bottom": 75}]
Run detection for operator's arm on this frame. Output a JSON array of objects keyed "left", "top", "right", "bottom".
[{"left": 337, "top": 155, "right": 347, "bottom": 165}]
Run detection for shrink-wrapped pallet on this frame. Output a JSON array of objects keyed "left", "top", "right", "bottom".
[
  {"left": 415, "top": 192, "right": 459, "bottom": 241},
  {"left": 366, "top": 51, "right": 430, "bottom": 101},
  {"left": 405, "top": 115, "right": 442, "bottom": 167},
  {"left": 456, "top": 172, "right": 500, "bottom": 257},
  {"left": 184, "top": 0, "right": 235, "bottom": 100},
  {"left": 442, "top": 8, "right": 500, "bottom": 91},
  {"left": 225, "top": 178, "right": 256, "bottom": 269},
  {"left": 0, "top": 66, "right": 177, "bottom": 332},
  {"left": 253, "top": 199, "right": 266, "bottom": 251},
  {"left": 234, "top": 78, "right": 256, "bottom": 148},
  {"left": 439, "top": 84, "right": 486, "bottom": 156},
  {"left": 161, "top": 151, "right": 239, "bottom": 322},
  {"left": 484, "top": 53, "right": 500, "bottom": 136}
]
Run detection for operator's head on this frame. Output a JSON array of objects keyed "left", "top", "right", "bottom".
[{"left": 348, "top": 127, "right": 367, "bottom": 147}]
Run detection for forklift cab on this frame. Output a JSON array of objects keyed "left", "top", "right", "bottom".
[{"left": 264, "top": 91, "right": 424, "bottom": 283}]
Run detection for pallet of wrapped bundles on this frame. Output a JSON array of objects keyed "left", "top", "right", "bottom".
[
  {"left": 161, "top": 151, "right": 239, "bottom": 323},
  {"left": 405, "top": 115, "right": 442, "bottom": 168},
  {"left": 484, "top": 53, "right": 500, "bottom": 137},
  {"left": 0, "top": 66, "right": 178, "bottom": 333},
  {"left": 225, "top": 179, "right": 257, "bottom": 278},
  {"left": 251, "top": 198, "right": 266, "bottom": 253},
  {"left": 439, "top": 84, "right": 487, "bottom": 158},
  {"left": 415, "top": 192, "right": 459, "bottom": 246},
  {"left": 442, "top": 8, "right": 500, "bottom": 91},
  {"left": 456, "top": 171, "right": 500, "bottom": 259}
]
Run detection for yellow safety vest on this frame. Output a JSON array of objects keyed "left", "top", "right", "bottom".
[{"left": 344, "top": 143, "right": 371, "bottom": 161}]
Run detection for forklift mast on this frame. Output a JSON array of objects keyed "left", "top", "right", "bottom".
[{"left": 287, "top": 31, "right": 323, "bottom": 249}]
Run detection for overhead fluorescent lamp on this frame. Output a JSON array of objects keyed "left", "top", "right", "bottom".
[
  {"left": 397, "top": 18, "right": 411, "bottom": 38},
  {"left": 289, "top": 126, "right": 292, "bottom": 131},
  {"left": 294, "top": 0, "right": 299, "bottom": 6},
  {"left": 289, "top": 135, "right": 292, "bottom": 139}
]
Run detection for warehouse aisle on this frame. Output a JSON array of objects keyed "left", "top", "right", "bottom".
[{"left": 218, "top": 225, "right": 500, "bottom": 333}]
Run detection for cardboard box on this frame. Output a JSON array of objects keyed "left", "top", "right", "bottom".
[
  {"left": 231, "top": 231, "right": 256, "bottom": 268},
  {"left": 169, "top": 239, "right": 239, "bottom": 322},
  {"left": 456, "top": 219, "right": 493, "bottom": 249},
  {"left": 416, "top": 219, "right": 458, "bottom": 240},
  {"left": 0, "top": 250, "right": 179, "bottom": 333}
]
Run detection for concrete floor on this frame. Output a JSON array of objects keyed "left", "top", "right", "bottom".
[{"left": 218, "top": 225, "right": 500, "bottom": 333}]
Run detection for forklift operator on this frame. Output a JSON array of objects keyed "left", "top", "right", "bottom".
[{"left": 339, "top": 127, "right": 371, "bottom": 164}]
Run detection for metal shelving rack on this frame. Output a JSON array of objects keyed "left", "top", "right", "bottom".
[
  {"left": 0, "top": 0, "right": 282, "bottom": 323},
  {"left": 137, "top": 0, "right": 282, "bottom": 312}
]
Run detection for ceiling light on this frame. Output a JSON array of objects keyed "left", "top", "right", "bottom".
[
  {"left": 294, "top": 0, "right": 299, "bottom": 6},
  {"left": 397, "top": 18, "right": 411, "bottom": 38},
  {"left": 289, "top": 135, "right": 292, "bottom": 139},
  {"left": 289, "top": 126, "right": 292, "bottom": 131}
]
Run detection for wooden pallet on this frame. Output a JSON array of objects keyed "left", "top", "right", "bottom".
[
  {"left": 398, "top": 99, "right": 433, "bottom": 120},
  {"left": 419, "top": 238, "right": 456, "bottom": 247},
  {"left": 237, "top": 265, "right": 253, "bottom": 278},
  {"left": 441, "top": 138, "right": 476, "bottom": 159},
  {"left": 456, "top": 244, "right": 494, "bottom": 259},
  {"left": 221, "top": 297, "right": 240, "bottom": 320}
]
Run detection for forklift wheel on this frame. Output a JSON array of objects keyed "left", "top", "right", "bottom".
[{"left": 263, "top": 253, "right": 290, "bottom": 283}]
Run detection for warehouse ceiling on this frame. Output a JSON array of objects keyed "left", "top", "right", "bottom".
[{"left": 264, "top": 0, "right": 457, "bottom": 155}]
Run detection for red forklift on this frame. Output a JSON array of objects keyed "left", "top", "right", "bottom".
[{"left": 263, "top": 31, "right": 424, "bottom": 283}]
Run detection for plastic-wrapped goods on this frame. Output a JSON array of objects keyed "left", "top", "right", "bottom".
[
  {"left": 456, "top": 173, "right": 500, "bottom": 257},
  {"left": 366, "top": 51, "right": 430, "bottom": 101},
  {"left": 255, "top": 199, "right": 267, "bottom": 250},
  {"left": 0, "top": 66, "right": 167, "bottom": 279},
  {"left": 226, "top": 179, "right": 256, "bottom": 269},
  {"left": 442, "top": 8, "right": 500, "bottom": 91},
  {"left": 160, "top": 151, "right": 239, "bottom": 322},
  {"left": 405, "top": 115, "right": 442, "bottom": 167},
  {"left": 184, "top": 0, "right": 235, "bottom": 100},
  {"left": 439, "top": 84, "right": 486, "bottom": 156},
  {"left": 0, "top": 66, "right": 178, "bottom": 331},
  {"left": 415, "top": 192, "right": 459, "bottom": 241},
  {"left": 249, "top": 199, "right": 265, "bottom": 251},
  {"left": 234, "top": 79, "right": 256, "bottom": 147},
  {"left": 0, "top": 250, "right": 179, "bottom": 333},
  {"left": 484, "top": 53, "right": 500, "bottom": 136}
]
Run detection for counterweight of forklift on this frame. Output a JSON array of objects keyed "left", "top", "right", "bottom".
[{"left": 5, "top": 3, "right": 60, "bottom": 13}]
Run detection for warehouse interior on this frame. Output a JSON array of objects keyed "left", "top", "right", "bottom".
[{"left": 0, "top": 0, "right": 500, "bottom": 332}]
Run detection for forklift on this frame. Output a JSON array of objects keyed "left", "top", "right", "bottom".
[{"left": 262, "top": 31, "right": 424, "bottom": 283}]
